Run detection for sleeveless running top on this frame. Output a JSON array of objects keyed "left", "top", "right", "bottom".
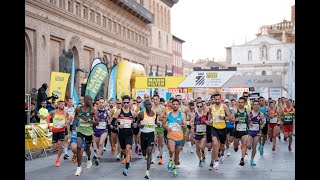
[
  {"left": 140, "top": 110, "right": 156, "bottom": 133},
  {"left": 234, "top": 108, "right": 249, "bottom": 132},
  {"left": 249, "top": 111, "right": 261, "bottom": 132},
  {"left": 211, "top": 104, "right": 226, "bottom": 129},
  {"left": 194, "top": 112, "right": 207, "bottom": 135},
  {"left": 77, "top": 106, "right": 93, "bottom": 136},
  {"left": 283, "top": 107, "right": 294, "bottom": 125},
  {"left": 117, "top": 108, "right": 134, "bottom": 135},
  {"left": 167, "top": 111, "right": 183, "bottom": 141}
]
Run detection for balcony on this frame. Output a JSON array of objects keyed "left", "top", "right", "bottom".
[{"left": 110, "top": 0, "right": 154, "bottom": 24}]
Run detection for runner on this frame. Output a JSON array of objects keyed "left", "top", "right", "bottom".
[
  {"left": 74, "top": 95, "right": 99, "bottom": 176},
  {"left": 258, "top": 96, "right": 269, "bottom": 155},
  {"left": 114, "top": 95, "right": 137, "bottom": 176},
  {"left": 243, "top": 92, "right": 251, "bottom": 110},
  {"left": 111, "top": 99, "right": 122, "bottom": 160},
  {"left": 137, "top": 100, "right": 157, "bottom": 179},
  {"left": 163, "top": 99, "right": 187, "bottom": 177},
  {"left": 93, "top": 98, "right": 111, "bottom": 166},
  {"left": 176, "top": 94, "right": 191, "bottom": 152},
  {"left": 232, "top": 97, "right": 251, "bottom": 166},
  {"left": 191, "top": 101, "right": 208, "bottom": 167},
  {"left": 268, "top": 101, "right": 280, "bottom": 151},
  {"left": 46, "top": 100, "right": 70, "bottom": 167},
  {"left": 187, "top": 102, "right": 196, "bottom": 154},
  {"left": 151, "top": 94, "right": 167, "bottom": 165},
  {"left": 63, "top": 98, "right": 75, "bottom": 160},
  {"left": 225, "top": 99, "right": 236, "bottom": 157},
  {"left": 70, "top": 103, "right": 85, "bottom": 164},
  {"left": 280, "top": 99, "right": 295, "bottom": 151},
  {"left": 247, "top": 100, "right": 265, "bottom": 166},
  {"left": 208, "top": 94, "right": 232, "bottom": 170}
]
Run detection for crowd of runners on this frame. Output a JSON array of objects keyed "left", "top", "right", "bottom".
[{"left": 41, "top": 91, "right": 295, "bottom": 178}]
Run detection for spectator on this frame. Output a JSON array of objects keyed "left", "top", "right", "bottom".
[{"left": 37, "top": 83, "right": 52, "bottom": 110}]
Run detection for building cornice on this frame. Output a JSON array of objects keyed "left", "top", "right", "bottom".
[{"left": 161, "top": 0, "right": 179, "bottom": 8}]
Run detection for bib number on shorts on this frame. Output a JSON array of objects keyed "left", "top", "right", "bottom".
[
  {"left": 169, "top": 123, "right": 181, "bottom": 132},
  {"left": 270, "top": 118, "right": 277, "bottom": 124},
  {"left": 249, "top": 124, "right": 259, "bottom": 131},
  {"left": 97, "top": 122, "right": 107, "bottom": 129},
  {"left": 121, "top": 120, "right": 132, "bottom": 128},
  {"left": 236, "top": 123, "right": 247, "bottom": 131},
  {"left": 196, "top": 124, "right": 206, "bottom": 133}
]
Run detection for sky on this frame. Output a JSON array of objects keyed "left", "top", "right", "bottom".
[{"left": 171, "top": 0, "right": 295, "bottom": 62}]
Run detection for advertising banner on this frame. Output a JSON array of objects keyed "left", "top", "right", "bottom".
[
  {"left": 49, "top": 72, "right": 70, "bottom": 101},
  {"left": 269, "top": 88, "right": 282, "bottom": 101},
  {"left": 85, "top": 63, "right": 108, "bottom": 99},
  {"left": 135, "top": 76, "right": 186, "bottom": 89},
  {"left": 136, "top": 89, "right": 149, "bottom": 99},
  {"left": 178, "top": 71, "right": 236, "bottom": 88}
]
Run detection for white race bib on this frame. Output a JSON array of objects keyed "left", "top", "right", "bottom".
[
  {"left": 196, "top": 124, "right": 206, "bottom": 133},
  {"left": 80, "top": 123, "right": 90, "bottom": 127},
  {"left": 121, "top": 120, "right": 132, "bottom": 128},
  {"left": 213, "top": 115, "right": 223, "bottom": 123},
  {"left": 236, "top": 123, "right": 247, "bottom": 131},
  {"left": 186, "top": 121, "right": 190, "bottom": 125},
  {"left": 270, "top": 118, "right": 277, "bottom": 124},
  {"left": 169, "top": 123, "right": 181, "bottom": 132},
  {"left": 54, "top": 122, "right": 64, "bottom": 128},
  {"left": 97, "top": 122, "right": 107, "bottom": 129},
  {"left": 249, "top": 124, "right": 259, "bottom": 131}
]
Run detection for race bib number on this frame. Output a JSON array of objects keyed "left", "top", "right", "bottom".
[
  {"left": 196, "top": 124, "right": 206, "bottom": 132},
  {"left": 186, "top": 121, "right": 190, "bottom": 125},
  {"left": 270, "top": 118, "right": 277, "bottom": 124},
  {"left": 80, "top": 123, "right": 90, "bottom": 127},
  {"left": 169, "top": 123, "right": 181, "bottom": 132},
  {"left": 213, "top": 115, "right": 223, "bottom": 123},
  {"left": 143, "top": 122, "right": 155, "bottom": 131},
  {"left": 54, "top": 122, "right": 64, "bottom": 128},
  {"left": 236, "top": 123, "right": 247, "bottom": 131},
  {"left": 249, "top": 124, "right": 259, "bottom": 131},
  {"left": 121, "top": 120, "right": 132, "bottom": 128},
  {"left": 97, "top": 122, "right": 107, "bottom": 129}
]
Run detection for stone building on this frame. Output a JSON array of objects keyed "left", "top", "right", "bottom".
[
  {"left": 25, "top": 0, "right": 178, "bottom": 97},
  {"left": 172, "top": 35, "right": 184, "bottom": 76}
]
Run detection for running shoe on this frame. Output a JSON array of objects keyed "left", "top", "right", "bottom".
[
  {"left": 208, "top": 162, "right": 213, "bottom": 170},
  {"left": 135, "top": 145, "right": 139, "bottom": 154},
  {"left": 213, "top": 161, "right": 219, "bottom": 170},
  {"left": 167, "top": 160, "right": 173, "bottom": 172},
  {"left": 74, "top": 167, "right": 82, "bottom": 176},
  {"left": 288, "top": 145, "right": 292, "bottom": 152},
  {"left": 250, "top": 160, "right": 256, "bottom": 166},
  {"left": 199, "top": 160, "right": 203, "bottom": 167},
  {"left": 95, "top": 158, "right": 99, "bottom": 166},
  {"left": 226, "top": 149, "right": 231, "bottom": 156},
  {"left": 63, "top": 154, "right": 69, "bottom": 160},
  {"left": 158, "top": 156, "right": 164, "bottom": 165},
  {"left": 122, "top": 168, "right": 128, "bottom": 176},
  {"left": 86, "top": 159, "right": 92, "bottom": 168},
  {"left": 144, "top": 170, "right": 150, "bottom": 179},
  {"left": 239, "top": 159, "right": 245, "bottom": 166},
  {"left": 172, "top": 168, "right": 178, "bottom": 177}
]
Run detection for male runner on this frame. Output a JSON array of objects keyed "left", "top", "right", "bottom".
[
  {"left": 280, "top": 99, "right": 295, "bottom": 151},
  {"left": 208, "top": 94, "right": 232, "bottom": 170},
  {"left": 258, "top": 96, "right": 269, "bottom": 155},
  {"left": 74, "top": 95, "right": 99, "bottom": 176},
  {"left": 137, "top": 100, "right": 157, "bottom": 179},
  {"left": 231, "top": 97, "right": 251, "bottom": 166},
  {"left": 163, "top": 99, "right": 187, "bottom": 177},
  {"left": 63, "top": 98, "right": 75, "bottom": 160},
  {"left": 175, "top": 94, "right": 191, "bottom": 152},
  {"left": 268, "top": 101, "right": 280, "bottom": 151},
  {"left": 114, "top": 95, "right": 137, "bottom": 176},
  {"left": 225, "top": 99, "right": 236, "bottom": 157},
  {"left": 151, "top": 94, "right": 166, "bottom": 165}
]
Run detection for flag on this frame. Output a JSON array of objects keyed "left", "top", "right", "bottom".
[{"left": 85, "top": 63, "right": 108, "bottom": 99}]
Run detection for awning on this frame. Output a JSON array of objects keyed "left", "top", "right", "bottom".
[{"left": 222, "top": 75, "right": 282, "bottom": 88}]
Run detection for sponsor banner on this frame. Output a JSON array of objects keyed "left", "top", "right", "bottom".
[
  {"left": 85, "top": 63, "right": 108, "bottom": 99},
  {"left": 269, "top": 88, "right": 282, "bottom": 100},
  {"left": 228, "top": 88, "right": 249, "bottom": 94},
  {"left": 49, "top": 72, "right": 70, "bottom": 101},
  {"left": 136, "top": 89, "right": 149, "bottom": 99},
  {"left": 135, "top": 76, "right": 186, "bottom": 89},
  {"left": 168, "top": 88, "right": 188, "bottom": 94},
  {"left": 178, "top": 71, "right": 236, "bottom": 88}
]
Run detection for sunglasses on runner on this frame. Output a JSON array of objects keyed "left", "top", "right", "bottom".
[
  {"left": 197, "top": 106, "right": 203, "bottom": 108},
  {"left": 123, "top": 102, "right": 130, "bottom": 104}
]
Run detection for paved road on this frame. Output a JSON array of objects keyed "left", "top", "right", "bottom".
[{"left": 25, "top": 134, "right": 295, "bottom": 180}]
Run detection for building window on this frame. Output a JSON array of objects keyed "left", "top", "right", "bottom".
[
  {"left": 67, "top": 0, "right": 72, "bottom": 12},
  {"left": 248, "top": 50, "right": 252, "bottom": 61},
  {"left": 59, "top": 0, "right": 65, "bottom": 9},
  {"left": 108, "top": 19, "right": 112, "bottom": 30},
  {"left": 140, "top": 0, "right": 144, "bottom": 6},
  {"left": 113, "top": 22, "right": 117, "bottom": 33},
  {"left": 158, "top": 31, "right": 161, "bottom": 48},
  {"left": 135, "top": 32, "right": 138, "bottom": 42},
  {"left": 96, "top": 13, "right": 101, "bottom": 25},
  {"left": 118, "top": 24, "right": 121, "bottom": 35},
  {"left": 90, "top": 10, "right": 94, "bottom": 22},
  {"left": 83, "top": 7, "right": 88, "bottom": 19},
  {"left": 76, "top": 3, "right": 80, "bottom": 16},
  {"left": 50, "top": 0, "right": 56, "bottom": 5},
  {"left": 139, "top": 35, "right": 141, "bottom": 44},
  {"left": 277, "top": 49, "right": 282, "bottom": 61},
  {"left": 131, "top": 31, "right": 134, "bottom": 41},
  {"left": 127, "top": 29, "right": 130, "bottom": 39},
  {"left": 262, "top": 71, "right": 266, "bottom": 75},
  {"left": 123, "top": 27, "right": 126, "bottom": 37},
  {"left": 102, "top": 16, "right": 106, "bottom": 28}
]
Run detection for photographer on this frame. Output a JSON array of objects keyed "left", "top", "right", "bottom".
[{"left": 37, "top": 83, "right": 52, "bottom": 110}]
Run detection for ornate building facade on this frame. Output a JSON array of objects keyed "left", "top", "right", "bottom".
[{"left": 25, "top": 0, "right": 178, "bottom": 96}]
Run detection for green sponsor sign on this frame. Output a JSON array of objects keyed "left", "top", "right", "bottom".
[
  {"left": 85, "top": 63, "right": 108, "bottom": 99},
  {"left": 147, "top": 78, "right": 165, "bottom": 87}
]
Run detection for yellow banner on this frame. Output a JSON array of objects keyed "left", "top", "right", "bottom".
[
  {"left": 134, "top": 76, "right": 186, "bottom": 89},
  {"left": 49, "top": 72, "right": 70, "bottom": 101},
  {"left": 25, "top": 124, "right": 52, "bottom": 151}
]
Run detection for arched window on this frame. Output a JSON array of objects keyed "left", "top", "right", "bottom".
[
  {"left": 277, "top": 49, "right": 282, "bottom": 61},
  {"left": 262, "top": 71, "right": 266, "bottom": 75},
  {"left": 248, "top": 50, "right": 252, "bottom": 61}
]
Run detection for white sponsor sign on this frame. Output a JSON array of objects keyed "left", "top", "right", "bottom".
[
  {"left": 178, "top": 71, "right": 236, "bottom": 88},
  {"left": 269, "top": 88, "right": 282, "bottom": 100},
  {"left": 136, "top": 89, "right": 149, "bottom": 99}
]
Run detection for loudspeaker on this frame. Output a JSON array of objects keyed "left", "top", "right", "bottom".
[{"left": 81, "top": 83, "right": 86, "bottom": 97}]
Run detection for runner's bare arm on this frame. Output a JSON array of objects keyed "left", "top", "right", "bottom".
[
  {"left": 162, "top": 113, "right": 168, "bottom": 130},
  {"left": 224, "top": 104, "right": 232, "bottom": 120},
  {"left": 46, "top": 111, "right": 54, "bottom": 128},
  {"left": 180, "top": 113, "right": 187, "bottom": 130},
  {"left": 185, "top": 106, "right": 192, "bottom": 121},
  {"left": 159, "top": 106, "right": 167, "bottom": 121},
  {"left": 91, "top": 108, "right": 99, "bottom": 126}
]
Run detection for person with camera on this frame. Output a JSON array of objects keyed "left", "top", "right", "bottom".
[{"left": 37, "top": 83, "right": 52, "bottom": 110}]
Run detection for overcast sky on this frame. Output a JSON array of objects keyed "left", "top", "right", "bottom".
[{"left": 171, "top": 0, "right": 295, "bottom": 62}]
